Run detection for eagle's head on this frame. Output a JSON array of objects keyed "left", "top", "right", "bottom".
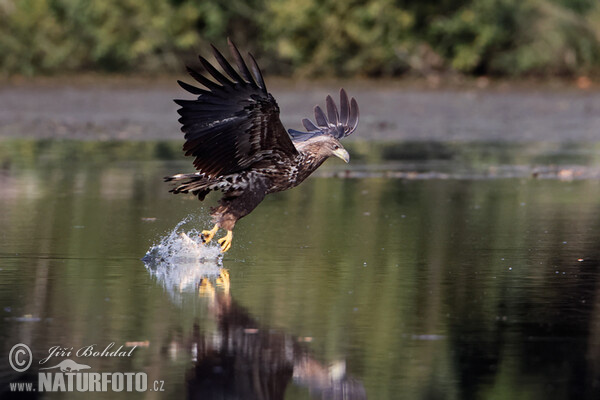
[
  {"left": 297, "top": 134, "right": 350, "bottom": 163},
  {"left": 328, "top": 137, "right": 350, "bottom": 163}
]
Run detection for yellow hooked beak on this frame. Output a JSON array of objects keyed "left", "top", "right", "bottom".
[{"left": 332, "top": 147, "right": 350, "bottom": 163}]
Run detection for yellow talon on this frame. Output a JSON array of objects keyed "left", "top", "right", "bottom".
[
  {"left": 201, "top": 224, "right": 219, "bottom": 243},
  {"left": 217, "top": 230, "right": 233, "bottom": 253}
]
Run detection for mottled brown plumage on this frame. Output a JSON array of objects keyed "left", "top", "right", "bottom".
[{"left": 165, "top": 40, "right": 359, "bottom": 252}]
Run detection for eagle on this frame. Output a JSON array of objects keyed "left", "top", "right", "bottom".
[{"left": 165, "top": 40, "right": 359, "bottom": 252}]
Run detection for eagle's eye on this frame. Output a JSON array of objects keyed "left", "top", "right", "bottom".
[{"left": 333, "top": 145, "right": 340, "bottom": 150}]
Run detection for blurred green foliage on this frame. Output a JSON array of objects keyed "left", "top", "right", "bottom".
[
  {"left": 0, "top": 0, "right": 599, "bottom": 76},
  {"left": 430, "top": 0, "right": 600, "bottom": 75}
]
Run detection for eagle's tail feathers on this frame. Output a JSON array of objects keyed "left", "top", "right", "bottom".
[
  {"left": 165, "top": 173, "right": 210, "bottom": 194},
  {"left": 165, "top": 173, "right": 232, "bottom": 201},
  {"left": 164, "top": 173, "right": 200, "bottom": 183}
]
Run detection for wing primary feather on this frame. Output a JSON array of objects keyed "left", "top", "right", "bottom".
[
  {"left": 349, "top": 98, "right": 359, "bottom": 131},
  {"left": 177, "top": 80, "right": 209, "bottom": 95},
  {"left": 302, "top": 118, "right": 319, "bottom": 131},
  {"left": 186, "top": 66, "right": 222, "bottom": 91},
  {"left": 176, "top": 41, "right": 299, "bottom": 175},
  {"left": 227, "top": 38, "right": 255, "bottom": 85},
  {"left": 314, "top": 106, "right": 328, "bottom": 127},
  {"left": 247, "top": 53, "right": 267, "bottom": 92},
  {"left": 174, "top": 99, "right": 198, "bottom": 108},
  {"left": 326, "top": 95, "right": 339, "bottom": 125},
  {"left": 291, "top": 89, "right": 359, "bottom": 140},
  {"left": 339, "top": 88, "right": 349, "bottom": 124},
  {"left": 211, "top": 44, "right": 243, "bottom": 82},
  {"left": 198, "top": 56, "right": 233, "bottom": 86}
]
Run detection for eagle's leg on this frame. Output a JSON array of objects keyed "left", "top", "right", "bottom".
[
  {"left": 201, "top": 224, "right": 219, "bottom": 243},
  {"left": 217, "top": 231, "right": 233, "bottom": 253},
  {"left": 212, "top": 181, "right": 267, "bottom": 253}
]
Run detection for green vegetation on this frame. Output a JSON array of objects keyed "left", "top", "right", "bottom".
[{"left": 1, "top": 0, "right": 599, "bottom": 76}]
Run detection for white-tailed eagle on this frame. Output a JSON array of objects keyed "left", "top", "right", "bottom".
[{"left": 165, "top": 40, "right": 359, "bottom": 252}]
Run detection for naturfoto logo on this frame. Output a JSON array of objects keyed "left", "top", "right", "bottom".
[{"left": 8, "top": 343, "right": 165, "bottom": 393}]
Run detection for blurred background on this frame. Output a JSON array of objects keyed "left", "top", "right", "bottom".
[{"left": 1, "top": 0, "right": 599, "bottom": 79}]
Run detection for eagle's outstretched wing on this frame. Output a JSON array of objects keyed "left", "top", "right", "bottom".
[
  {"left": 288, "top": 89, "right": 359, "bottom": 142},
  {"left": 175, "top": 39, "right": 298, "bottom": 177}
]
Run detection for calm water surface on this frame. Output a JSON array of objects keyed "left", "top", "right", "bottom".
[{"left": 1, "top": 140, "right": 600, "bottom": 399}]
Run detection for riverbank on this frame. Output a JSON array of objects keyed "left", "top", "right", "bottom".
[{"left": 1, "top": 77, "right": 598, "bottom": 142}]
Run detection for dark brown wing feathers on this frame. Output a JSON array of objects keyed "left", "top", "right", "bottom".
[
  {"left": 227, "top": 39, "right": 256, "bottom": 86},
  {"left": 175, "top": 39, "right": 297, "bottom": 177}
]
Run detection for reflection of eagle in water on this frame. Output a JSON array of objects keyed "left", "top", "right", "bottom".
[{"left": 165, "top": 40, "right": 359, "bottom": 252}]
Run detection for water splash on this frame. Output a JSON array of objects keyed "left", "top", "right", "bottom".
[{"left": 143, "top": 215, "right": 223, "bottom": 293}]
